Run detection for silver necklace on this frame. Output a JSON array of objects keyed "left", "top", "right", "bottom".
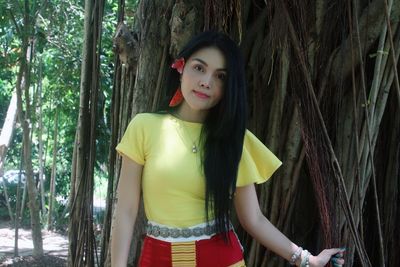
[
  {"left": 171, "top": 115, "right": 199, "bottom": 153},
  {"left": 178, "top": 123, "right": 198, "bottom": 153},
  {"left": 191, "top": 142, "right": 198, "bottom": 153}
]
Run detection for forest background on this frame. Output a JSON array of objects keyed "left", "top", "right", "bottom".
[{"left": 0, "top": 0, "right": 399, "bottom": 267}]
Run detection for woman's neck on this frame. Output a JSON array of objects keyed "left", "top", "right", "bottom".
[{"left": 175, "top": 103, "right": 208, "bottom": 123}]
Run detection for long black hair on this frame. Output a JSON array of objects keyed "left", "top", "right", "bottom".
[{"left": 160, "top": 31, "right": 247, "bottom": 236}]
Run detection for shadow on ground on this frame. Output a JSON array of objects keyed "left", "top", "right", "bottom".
[{"left": 0, "top": 221, "right": 68, "bottom": 266}]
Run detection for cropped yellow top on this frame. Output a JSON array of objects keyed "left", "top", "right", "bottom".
[{"left": 116, "top": 113, "right": 282, "bottom": 227}]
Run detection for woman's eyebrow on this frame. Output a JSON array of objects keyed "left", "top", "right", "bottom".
[{"left": 192, "top": 58, "right": 227, "bottom": 71}]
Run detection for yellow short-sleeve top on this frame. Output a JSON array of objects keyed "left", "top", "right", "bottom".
[{"left": 116, "top": 113, "right": 282, "bottom": 227}]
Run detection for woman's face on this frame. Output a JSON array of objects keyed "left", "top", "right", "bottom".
[{"left": 179, "top": 46, "right": 227, "bottom": 113}]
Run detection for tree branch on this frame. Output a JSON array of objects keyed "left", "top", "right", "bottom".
[
  {"left": 332, "top": 0, "right": 386, "bottom": 83},
  {"left": 8, "top": 9, "right": 22, "bottom": 37}
]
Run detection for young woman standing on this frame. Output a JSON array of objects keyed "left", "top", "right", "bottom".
[{"left": 111, "top": 31, "right": 345, "bottom": 267}]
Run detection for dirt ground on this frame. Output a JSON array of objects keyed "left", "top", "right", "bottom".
[{"left": 0, "top": 221, "right": 67, "bottom": 266}]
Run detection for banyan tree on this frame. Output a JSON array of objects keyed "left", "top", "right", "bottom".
[{"left": 68, "top": 0, "right": 400, "bottom": 266}]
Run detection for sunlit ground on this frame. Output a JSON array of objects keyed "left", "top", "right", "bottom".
[{"left": 0, "top": 223, "right": 68, "bottom": 259}]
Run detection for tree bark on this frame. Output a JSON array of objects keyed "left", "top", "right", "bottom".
[
  {"left": 47, "top": 108, "right": 58, "bottom": 230},
  {"left": 14, "top": 165, "right": 23, "bottom": 257},
  {"left": 103, "top": 1, "right": 207, "bottom": 265},
  {"left": 14, "top": 0, "right": 43, "bottom": 255},
  {"left": 101, "top": 1, "right": 400, "bottom": 266},
  {"left": 37, "top": 59, "right": 46, "bottom": 216},
  {"left": 0, "top": 91, "right": 18, "bottom": 221},
  {"left": 68, "top": 0, "right": 105, "bottom": 266}
]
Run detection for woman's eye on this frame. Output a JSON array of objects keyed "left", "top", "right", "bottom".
[
  {"left": 217, "top": 73, "right": 226, "bottom": 81},
  {"left": 194, "top": 65, "right": 204, "bottom": 72}
]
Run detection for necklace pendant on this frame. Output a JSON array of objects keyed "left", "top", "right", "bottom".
[{"left": 192, "top": 145, "right": 198, "bottom": 153}]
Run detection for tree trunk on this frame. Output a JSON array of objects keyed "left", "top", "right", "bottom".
[
  {"left": 37, "top": 59, "right": 46, "bottom": 216},
  {"left": 0, "top": 92, "right": 17, "bottom": 174},
  {"left": 14, "top": 1, "right": 43, "bottom": 255},
  {"left": 101, "top": 1, "right": 400, "bottom": 266},
  {"left": 16, "top": 42, "right": 44, "bottom": 257},
  {"left": 19, "top": 181, "right": 27, "bottom": 221},
  {"left": 0, "top": 91, "right": 18, "bottom": 221},
  {"left": 99, "top": 22, "right": 124, "bottom": 267},
  {"left": 103, "top": 0, "right": 205, "bottom": 265},
  {"left": 47, "top": 108, "right": 58, "bottom": 230},
  {"left": 14, "top": 164, "right": 24, "bottom": 257},
  {"left": 68, "top": 0, "right": 105, "bottom": 265}
]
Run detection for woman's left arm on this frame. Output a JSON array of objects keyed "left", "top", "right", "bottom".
[{"left": 234, "top": 184, "right": 345, "bottom": 267}]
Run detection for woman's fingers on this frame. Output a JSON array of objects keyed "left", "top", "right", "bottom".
[
  {"left": 325, "top": 247, "right": 345, "bottom": 255},
  {"left": 331, "top": 256, "right": 345, "bottom": 265},
  {"left": 330, "top": 248, "right": 346, "bottom": 266}
]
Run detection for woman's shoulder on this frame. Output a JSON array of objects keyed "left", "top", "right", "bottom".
[
  {"left": 131, "top": 112, "right": 169, "bottom": 124},
  {"left": 126, "top": 112, "right": 171, "bottom": 132}
]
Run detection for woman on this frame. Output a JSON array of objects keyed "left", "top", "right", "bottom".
[{"left": 111, "top": 31, "right": 345, "bottom": 267}]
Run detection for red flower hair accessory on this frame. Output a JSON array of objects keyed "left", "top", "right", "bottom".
[{"left": 171, "top": 57, "right": 185, "bottom": 74}]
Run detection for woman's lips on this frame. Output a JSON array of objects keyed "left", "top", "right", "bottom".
[{"left": 193, "top": 90, "right": 210, "bottom": 99}]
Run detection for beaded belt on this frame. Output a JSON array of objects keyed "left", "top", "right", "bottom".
[{"left": 146, "top": 222, "right": 218, "bottom": 239}]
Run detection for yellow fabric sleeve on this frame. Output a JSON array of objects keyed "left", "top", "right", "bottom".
[
  {"left": 115, "top": 114, "right": 146, "bottom": 165},
  {"left": 236, "top": 130, "right": 282, "bottom": 187}
]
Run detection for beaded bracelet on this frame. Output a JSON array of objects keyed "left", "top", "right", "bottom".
[
  {"left": 300, "top": 250, "right": 311, "bottom": 267},
  {"left": 290, "top": 247, "right": 303, "bottom": 265}
]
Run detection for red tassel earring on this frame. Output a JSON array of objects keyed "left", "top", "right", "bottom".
[
  {"left": 169, "top": 57, "right": 185, "bottom": 107},
  {"left": 169, "top": 88, "right": 183, "bottom": 107}
]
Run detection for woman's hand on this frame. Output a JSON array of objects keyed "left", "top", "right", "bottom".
[{"left": 309, "top": 248, "right": 345, "bottom": 267}]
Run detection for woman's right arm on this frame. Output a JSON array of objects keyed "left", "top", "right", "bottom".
[{"left": 111, "top": 155, "right": 143, "bottom": 267}]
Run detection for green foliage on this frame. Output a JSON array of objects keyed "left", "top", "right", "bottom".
[
  {"left": 0, "top": 0, "right": 120, "bottom": 228},
  {"left": 0, "top": 3, "right": 20, "bottom": 126}
]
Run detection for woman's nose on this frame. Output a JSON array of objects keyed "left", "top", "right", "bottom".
[
  {"left": 200, "top": 76, "right": 212, "bottom": 88},
  {"left": 200, "top": 81, "right": 210, "bottom": 88}
]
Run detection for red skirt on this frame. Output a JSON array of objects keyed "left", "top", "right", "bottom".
[{"left": 138, "top": 230, "right": 246, "bottom": 267}]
